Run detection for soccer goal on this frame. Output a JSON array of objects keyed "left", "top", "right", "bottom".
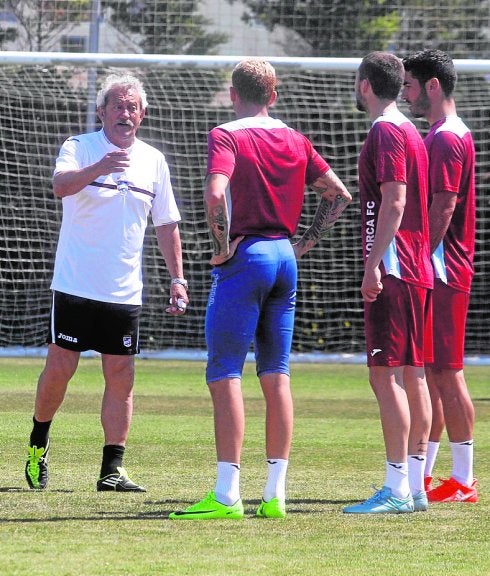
[{"left": 0, "top": 52, "right": 488, "bottom": 360}]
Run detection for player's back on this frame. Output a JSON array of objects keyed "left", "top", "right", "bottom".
[{"left": 208, "top": 116, "right": 328, "bottom": 239}]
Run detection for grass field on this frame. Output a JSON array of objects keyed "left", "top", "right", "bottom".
[{"left": 0, "top": 358, "right": 488, "bottom": 575}]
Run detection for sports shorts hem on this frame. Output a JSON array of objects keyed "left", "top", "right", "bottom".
[
  {"left": 206, "top": 373, "right": 242, "bottom": 384},
  {"left": 256, "top": 368, "right": 290, "bottom": 378}
]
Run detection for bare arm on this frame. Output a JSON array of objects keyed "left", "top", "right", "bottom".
[
  {"left": 53, "top": 150, "right": 130, "bottom": 198},
  {"left": 428, "top": 191, "right": 457, "bottom": 255},
  {"left": 204, "top": 173, "right": 243, "bottom": 266},
  {"left": 155, "top": 222, "right": 188, "bottom": 315},
  {"left": 293, "top": 168, "right": 352, "bottom": 259},
  {"left": 361, "top": 181, "right": 406, "bottom": 303}
]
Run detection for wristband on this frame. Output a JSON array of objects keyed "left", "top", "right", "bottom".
[{"left": 171, "top": 277, "right": 188, "bottom": 289}]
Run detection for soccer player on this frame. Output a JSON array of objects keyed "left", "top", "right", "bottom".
[
  {"left": 24, "top": 73, "right": 188, "bottom": 492},
  {"left": 170, "top": 58, "right": 351, "bottom": 520},
  {"left": 402, "top": 49, "right": 477, "bottom": 503},
  {"left": 343, "top": 52, "right": 433, "bottom": 514}
]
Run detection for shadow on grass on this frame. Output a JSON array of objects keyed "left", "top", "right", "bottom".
[
  {"left": 0, "top": 514, "right": 155, "bottom": 523},
  {"left": 153, "top": 497, "right": 352, "bottom": 518},
  {"left": 0, "top": 497, "right": 353, "bottom": 523},
  {"left": 0, "top": 487, "right": 73, "bottom": 493}
]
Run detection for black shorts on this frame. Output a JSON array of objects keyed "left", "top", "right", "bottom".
[{"left": 48, "top": 291, "right": 142, "bottom": 355}]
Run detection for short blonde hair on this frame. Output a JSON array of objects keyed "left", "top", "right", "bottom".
[
  {"left": 96, "top": 73, "right": 148, "bottom": 109},
  {"left": 231, "top": 58, "right": 276, "bottom": 105}
]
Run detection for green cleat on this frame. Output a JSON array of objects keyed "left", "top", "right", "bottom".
[
  {"left": 25, "top": 441, "right": 49, "bottom": 490},
  {"left": 256, "top": 497, "right": 286, "bottom": 518},
  {"left": 169, "top": 491, "right": 244, "bottom": 520}
]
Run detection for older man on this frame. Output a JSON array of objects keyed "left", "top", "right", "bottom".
[{"left": 25, "top": 73, "right": 188, "bottom": 492}]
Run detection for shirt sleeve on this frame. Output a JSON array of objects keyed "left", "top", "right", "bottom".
[
  {"left": 305, "top": 140, "right": 330, "bottom": 185},
  {"left": 429, "top": 131, "right": 464, "bottom": 194},
  {"left": 206, "top": 127, "right": 237, "bottom": 178},
  {"left": 53, "top": 137, "right": 84, "bottom": 175},
  {"left": 151, "top": 153, "right": 181, "bottom": 226},
  {"left": 373, "top": 123, "right": 407, "bottom": 185}
]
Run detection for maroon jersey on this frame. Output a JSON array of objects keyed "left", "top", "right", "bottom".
[
  {"left": 424, "top": 116, "right": 476, "bottom": 293},
  {"left": 207, "top": 116, "right": 329, "bottom": 239},
  {"left": 358, "top": 110, "right": 432, "bottom": 289}
]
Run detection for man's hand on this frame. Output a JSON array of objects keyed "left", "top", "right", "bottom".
[
  {"left": 97, "top": 150, "right": 130, "bottom": 176},
  {"left": 166, "top": 284, "right": 189, "bottom": 316},
  {"left": 210, "top": 235, "right": 244, "bottom": 266},
  {"left": 361, "top": 266, "right": 383, "bottom": 302}
]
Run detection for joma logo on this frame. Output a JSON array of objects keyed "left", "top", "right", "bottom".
[{"left": 58, "top": 332, "right": 78, "bottom": 343}]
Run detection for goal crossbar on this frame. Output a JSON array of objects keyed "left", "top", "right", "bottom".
[{"left": 2, "top": 50, "right": 490, "bottom": 73}]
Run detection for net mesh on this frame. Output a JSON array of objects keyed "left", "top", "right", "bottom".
[
  {"left": 0, "top": 60, "right": 488, "bottom": 355},
  {"left": 2, "top": 1, "right": 490, "bottom": 57}
]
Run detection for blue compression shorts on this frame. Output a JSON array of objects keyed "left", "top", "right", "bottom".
[{"left": 205, "top": 236, "right": 297, "bottom": 383}]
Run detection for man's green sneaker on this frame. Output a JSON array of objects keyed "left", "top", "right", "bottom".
[
  {"left": 25, "top": 441, "right": 49, "bottom": 490},
  {"left": 169, "top": 491, "right": 244, "bottom": 520},
  {"left": 256, "top": 497, "right": 286, "bottom": 518}
]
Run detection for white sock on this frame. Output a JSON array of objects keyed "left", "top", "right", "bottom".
[
  {"left": 262, "top": 458, "right": 288, "bottom": 502},
  {"left": 450, "top": 440, "right": 474, "bottom": 487},
  {"left": 214, "top": 461, "right": 241, "bottom": 505},
  {"left": 385, "top": 461, "right": 410, "bottom": 499},
  {"left": 425, "top": 441, "right": 440, "bottom": 478},
  {"left": 408, "top": 455, "right": 426, "bottom": 495}
]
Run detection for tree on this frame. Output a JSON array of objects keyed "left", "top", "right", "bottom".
[
  {"left": 0, "top": 18, "right": 17, "bottom": 49},
  {"left": 0, "top": 1, "right": 228, "bottom": 55},
  {"left": 394, "top": 1, "right": 490, "bottom": 58},
  {"left": 103, "top": 0, "right": 228, "bottom": 55},
  {"left": 0, "top": 0, "right": 90, "bottom": 51},
  {"left": 230, "top": 0, "right": 490, "bottom": 58},
  {"left": 228, "top": 0, "right": 400, "bottom": 56}
]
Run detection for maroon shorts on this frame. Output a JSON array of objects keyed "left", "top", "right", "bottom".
[
  {"left": 425, "top": 279, "right": 469, "bottom": 370},
  {"left": 364, "top": 275, "right": 431, "bottom": 368}
]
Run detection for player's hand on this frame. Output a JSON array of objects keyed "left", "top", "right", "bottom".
[
  {"left": 361, "top": 267, "right": 383, "bottom": 302},
  {"left": 166, "top": 286, "right": 189, "bottom": 316},
  {"left": 209, "top": 235, "right": 244, "bottom": 266},
  {"left": 97, "top": 150, "right": 130, "bottom": 176}
]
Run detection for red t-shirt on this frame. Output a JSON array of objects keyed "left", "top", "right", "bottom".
[
  {"left": 358, "top": 110, "right": 433, "bottom": 289},
  {"left": 424, "top": 116, "right": 476, "bottom": 293},
  {"left": 207, "top": 116, "right": 330, "bottom": 239}
]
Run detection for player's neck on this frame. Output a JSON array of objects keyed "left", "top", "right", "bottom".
[
  {"left": 427, "top": 99, "right": 457, "bottom": 126},
  {"left": 369, "top": 100, "right": 398, "bottom": 122},
  {"left": 234, "top": 103, "right": 269, "bottom": 119}
]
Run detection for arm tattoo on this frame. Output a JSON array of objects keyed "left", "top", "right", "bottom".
[
  {"left": 303, "top": 197, "right": 331, "bottom": 243},
  {"left": 297, "top": 195, "right": 348, "bottom": 250},
  {"left": 208, "top": 204, "right": 229, "bottom": 256}
]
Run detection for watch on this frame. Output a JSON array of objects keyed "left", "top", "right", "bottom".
[{"left": 171, "top": 277, "right": 188, "bottom": 289}]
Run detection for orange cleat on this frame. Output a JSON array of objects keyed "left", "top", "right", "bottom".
[{"left": 427, "top": 477, "right": 478, "bottom": 503}]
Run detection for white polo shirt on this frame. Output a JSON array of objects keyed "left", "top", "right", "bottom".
[{"left": 51, "top": 129, "right": 181, "bottom": 305}]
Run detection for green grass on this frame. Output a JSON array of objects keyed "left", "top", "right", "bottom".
[{"left": 0, "top": 358, "right": 488, "bottom": 575}]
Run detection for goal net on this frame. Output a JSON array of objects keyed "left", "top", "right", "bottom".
[{"left": 0, "top": 53, "right": 488, "bottom": 358}]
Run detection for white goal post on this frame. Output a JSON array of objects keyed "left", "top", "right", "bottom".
[
  {"left": 3, "top": 51, "right": 490, "bottom": 70},
  {"left": 0, "top": 51, "right": 488, "bottom": 362}
]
